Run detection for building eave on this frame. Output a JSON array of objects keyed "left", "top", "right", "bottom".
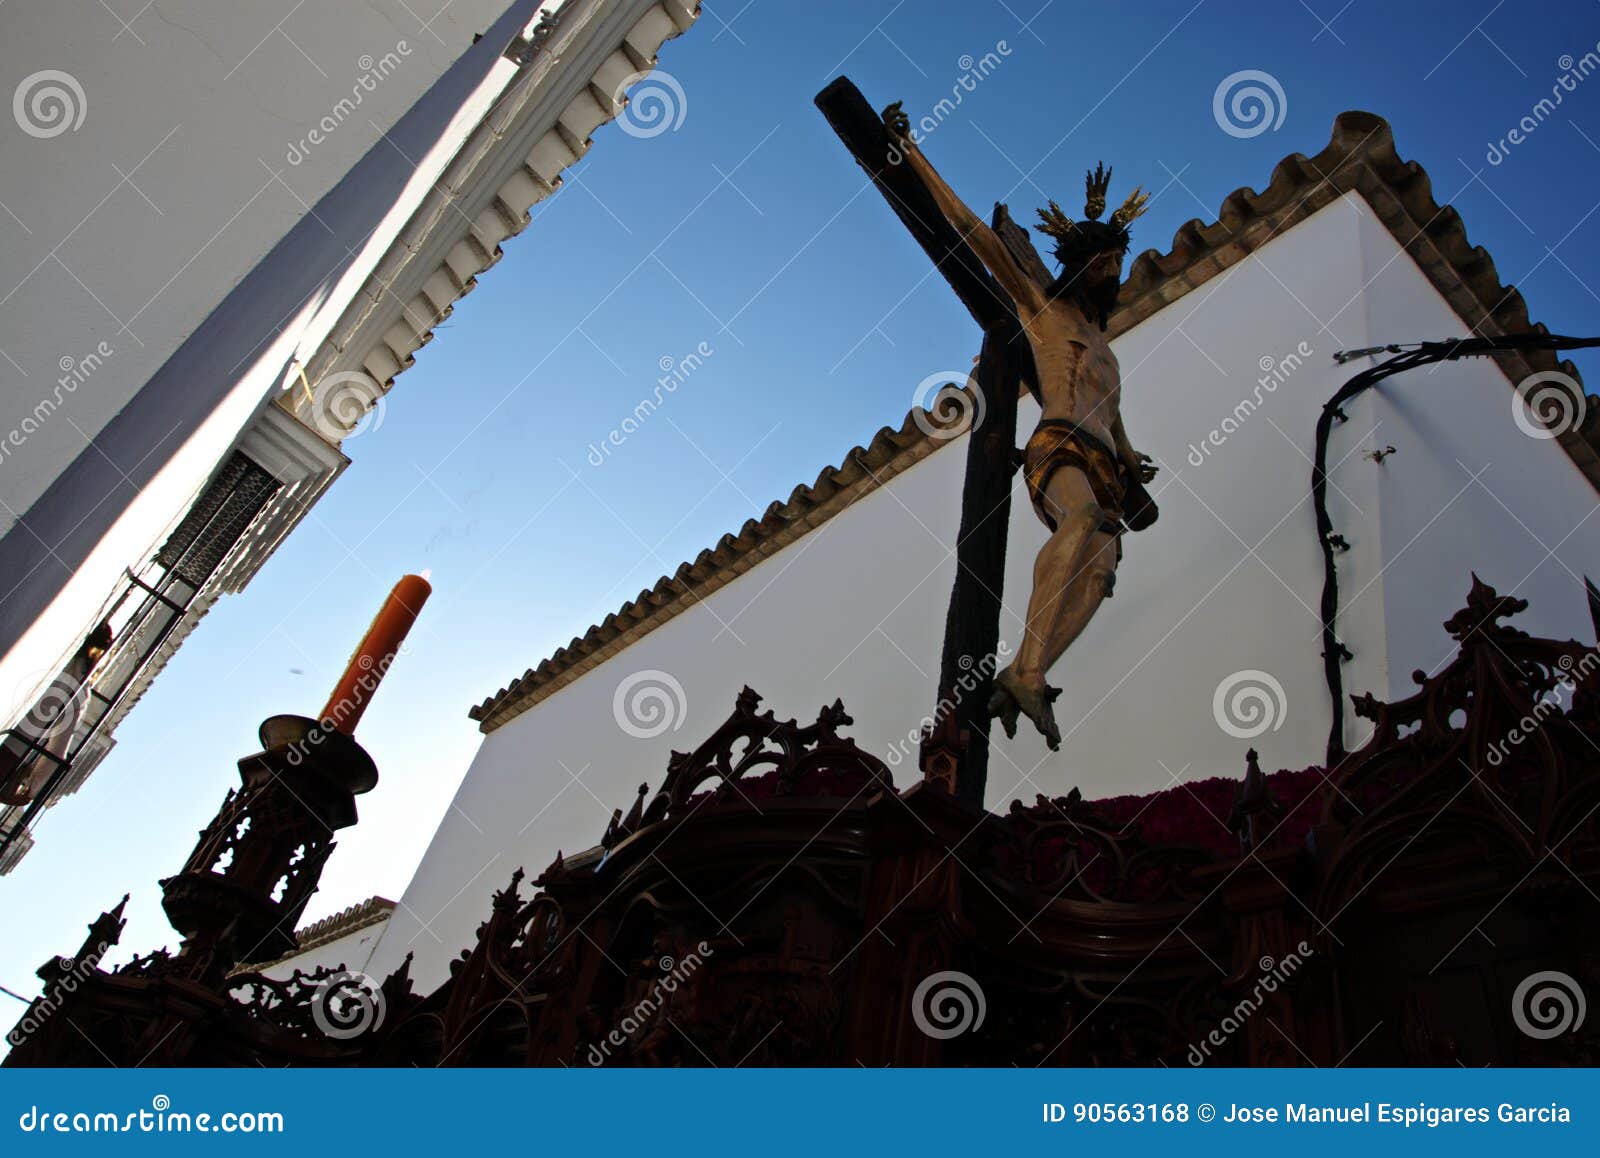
[
  {"left": 283, "top": 0, "right": 701, "bottom": 436},
  {"left": 233, "top": 895, "right": 397, "bottom": 975}
]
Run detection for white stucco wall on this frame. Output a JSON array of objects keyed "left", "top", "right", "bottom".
[
  {"left": 1350, "top": 206, "right": 1600, "bottom": 683},
  {"left": 366, "top": 195, "right": 1600, "bottom": 990},
  {"left": 0, "top": 0, "right": 511, "bottom": 527},
  {"left": 259, "top": 916, "right": 391, "bottom": 983}
]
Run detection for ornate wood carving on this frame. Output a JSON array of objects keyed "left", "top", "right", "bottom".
[{"left": 9, "top": 578, "right": 1597, "bottom": 1068}]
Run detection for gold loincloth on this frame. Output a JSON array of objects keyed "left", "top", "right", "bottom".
[{"left": 1023, "top": 419, "right": 1126, "bottom": 534}]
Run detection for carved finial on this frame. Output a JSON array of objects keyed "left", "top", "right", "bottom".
[
  {"left": 79, "top": 894, "right": 130, "bottom": 961},
  {"left": 1227, "top": 748, "right": 1281, "bottom": 852},
  {"left": 621, "top": 782, "right": 648, "bottom": 834},
  {"left": 601, "top": 808, "right": 623, "bottom": 851},
  {"left": 817, "top": 699, "right": 852, "bottom": 733},
  {"left": 1350, "top": 691, "right": 1383, "bottom": 722},
  {"left": 1443, "top": 573, "right": 1529, "bottom": 642},
  {"left": 492, "top": 868, "right": 525, "bottom": 912},
  {"left": 918, "top": 708, "right": 966, "bottom": 793},
  {"left": 383, "top": 950, "right": 415, "bottom": 1001}
]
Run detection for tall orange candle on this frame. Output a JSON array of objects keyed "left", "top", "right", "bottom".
[{"left": 320, "top": 572, "right": 432, "bottom": 734}]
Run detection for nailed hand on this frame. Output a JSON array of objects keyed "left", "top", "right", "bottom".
[{"left": 881, "top": 100, "right": 911, "bottom": 143}]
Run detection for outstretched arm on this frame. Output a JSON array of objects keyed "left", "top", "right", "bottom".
[{"left": 882, "top": 103, "right": 1044, "bottom": 315}]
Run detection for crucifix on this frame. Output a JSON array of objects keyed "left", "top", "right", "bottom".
[{"left": 815, "top": 78, "right": 1160, "bottom": 808}]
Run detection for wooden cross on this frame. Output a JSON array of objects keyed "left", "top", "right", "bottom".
[{"left": 816, "top": 76, "right": 1051, "bottom": 808}]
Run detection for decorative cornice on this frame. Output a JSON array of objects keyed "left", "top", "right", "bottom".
[
  {"left": 471, "top": 410, "right": 953, "bottom": 730},
  {"left": 470, "top": 109, "right": 1591, "bottom": 732},
  {"left": 1112, "top": 111, "right": 1590, "bottom": 474},
  {"left": 234, "top": 896, "right": 396, "bottom": 975},
  {"left": 293, "top": 895, "right": 396, "bottom": 952},
  {"left": 285, "top": 0, "right": 701, "bottom": 433}
]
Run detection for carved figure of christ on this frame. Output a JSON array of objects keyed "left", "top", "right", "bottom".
[{"left": 882, "top": 103, "right": 1160, "bottom": 749}]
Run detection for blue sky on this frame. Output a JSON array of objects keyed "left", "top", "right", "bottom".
[{"left": 5, "top": 0, "right": 1600, "bottom": 1011}]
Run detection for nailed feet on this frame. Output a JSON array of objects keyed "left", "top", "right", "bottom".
[{"left": 987, "top": 666, "right": 1062, "bottom": 750}]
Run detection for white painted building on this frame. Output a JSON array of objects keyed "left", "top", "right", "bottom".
[
  {"left": 0, "top": 0, "right": 702, "bottom": 870},
  {"left": 254, "top": 898, "right": 397, "bottom": 984},
  {"left": 268, "top": 111, "right": 1599, "bottom": 992}
]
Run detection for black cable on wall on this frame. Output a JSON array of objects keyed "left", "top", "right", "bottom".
[{"left": 1314, "top": 333, "right": 1600, "bottom": 766}]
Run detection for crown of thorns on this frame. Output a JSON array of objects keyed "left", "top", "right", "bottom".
[{"left": 1035, "top": 162, "right": 1149, "bottom": 259}]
